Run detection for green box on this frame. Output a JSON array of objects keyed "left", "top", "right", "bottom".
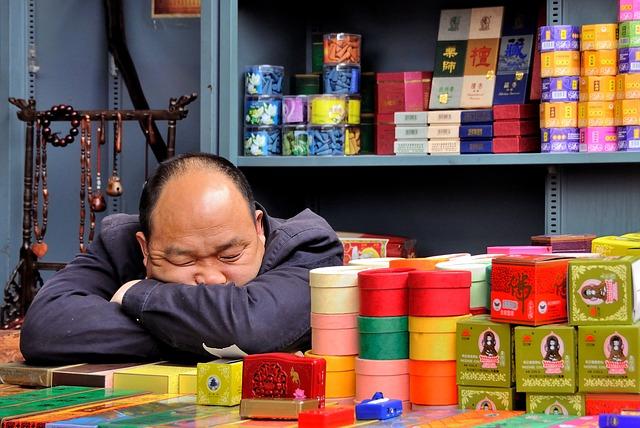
[
  {"left": 578, "top": 324, "right": 640, "bottom": 393},
  {"left": 526, "top": 393, "right": 585, "bottom": 416},
  {"left": 568, "top": 256, "right": 640, "bottom": 325},
  {"left": 456, "top": 315, "right": 514, "bottom": 388},
  {"left": 475, "top": 413, "right": 575, "bottom": 428},
  {"left": 514, "top": 325, "right": 577, "bottom": 393},
  {"left": 619, "top": 21, "right": 640, "bottom": 48},
  {"left": 458, "top": 386, "right": 520, "bottom": 410}
]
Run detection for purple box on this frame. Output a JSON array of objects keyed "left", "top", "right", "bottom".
[
  {"left": 619, "top": 47, "right": 640, "bottom": 73},
  {"left": 618, "top": 125, "right": 640, "bottom": 151},
  {"left": 538, "top": 26, "right": 580, "bottom": 52},
  {"left": 541, "top": 77, "right": 580, "bottom": 102},
  {"left": 541, "top": 127, "right": 580, "bottom": 152}
]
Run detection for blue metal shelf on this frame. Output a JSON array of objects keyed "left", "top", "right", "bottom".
[{"left": 237, "top": 152, "right": 640, "bottom": 167}]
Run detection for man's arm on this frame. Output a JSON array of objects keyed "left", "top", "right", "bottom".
[
  {"left": 20, "top": 216, "right": 163, "bottom": 364},
  {"left": 119, "top": 226, "right": 343, "bottom": 356}
]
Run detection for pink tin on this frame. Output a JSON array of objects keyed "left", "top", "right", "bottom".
[
  {"left": 355, "top": 358, "right": 409, "bottom": 402},
  {"left": 487, "top": 246, "right": 552, "bottom": 255},
  {"left": 311, "top": 312, "right": 359, "bottom": 356},
  {"left": 579, "top": 127, "right": 618, "bottom": 152}
]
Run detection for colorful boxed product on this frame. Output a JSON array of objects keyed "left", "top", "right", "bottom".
[
  {"left": 347, "top": 96, "right": 360, "bottom": 124},
  {"left": 323, "top": 64, "right": 360, "bottom": 95},
  {"left": 619, "top": 47, "right": 640, "bottom": 73},
  {"left": 487, "top": 246, "right": 552, "bottom": 255},
  {"left": 458, "top": 386, "right": 518, "bottom": 410},
  {"left": 600, "top": 414, "right": 640, "bottom": 427},
  {"left": 434, "top": 40, "right": 467, "bottom": 78},
  {"left": 375, "top": 113, "right": 394, "bottom": 155},
  {"left": 618, "top": 125, "right": 640, "bottom": 151},
  {"left": 542, "top": 76, "right": 580, "bottom": 103},
  {"left": 239, "top": 397, "right": 320, "bottom": 419},
  {"left": 579, "top": 127, "right": 618, "bottom": 152},
  {"left": 578, "top": 324, "right": 640, "bottom": 393},
  {"left": 490, "top": 255, "right": 570, "bottom": 325},
  {"left": 619, "top": 20, "right": 640, "bottom": 48},
  {"left": 112, "top": 363, "right": 196, "bottom": 394},
  {"left": 464, "top": 39, "right": 500, "bottom": 76},
  {"left": 394, "top": 140, "right": 428, "bottom": 155},
  {"left": 438, "top": 8, "right": 472, "bottom": 41},
  {"left": 340, "top": 236, "right": 387, "bottom": 264},
  {"left": 581, "top": 24, "right": 618, "bottom": 51},
  {"left": 493, "top": 103, "right": 538, "bottom": 121},
  {"left": 468, "top": 6, "right": 504, "bottom": 39},
  {"left": 282, "top": 125, "right": 309, "bottom": 156},
  {"left": 425, "top": 410, "right": 524, "bottom": 426},
  {"left": 579, "top": 76, "right": 616, "bottom": 102},
  {"left": 304, "top": 351, "right": 355, "bottom": 399},
  {"left": 311, "top": 313, "right": 358, "bottom": 356},
  {"left": 428, "top": 125, "right": 460, "bottom": 139},
  {"left": 345, "top": 125, "right": 360, "bottom": 155},
  {"left": 477, "top": 414, "right": 576, "bottom": 427},
  {"left": 456, "top": 314, "right": 514, "bottom": 388},
  {"left": 355, "top": 358, "right": 409, "bottom": 402},
  {"left": 496, "top": 35, "right": 534, "bottom": 74},
  {"left": 244, "top": 96, "right": 281, "bottom": 126},
  {"left": 50, "top": 363, "right": 140, "bottom": 388},
  {"left": 493, "top": 72, "right": 530, "bottom": 105},
  {"left": 241, "top": 353, "right": 326, "bottom": 403},
  {"left": 461, "top": 140, "right": 493, "bottom": 153},
  {"left": 377, "top": 71, "right": 433, "bottom": 113},
  {"left": 196, "top": 359, "right": 242, "bottom": 406},
  {"left": 244, "top": 65, "right": 284, "bottom": 96},
  {"left": 540, "top": 102, "right": 578, "bottom": 128},
  {"left": 581, "top": 50, "right": 618, "bottom": 76},
  {"left": 616, "top": 73, "right": 640, "bottom": 99},
  {"left": 541, "top": 51, "right": 581, "bottom": 78},
  {"left": 568, "top": 256, "right": 640, "bottom": 325},
  {"left": 298, "top": 406, "right": 355, "bottom": 428},
  {"left": 578, "top": 101, "right": 615, "bottom": 127},
  {"left": 358, "top": 316, "right": 408, "bottom": 360},
  {"left": 541, "top": 128, "right": 580, "bottom": 152},
  {"left": 493, "top": 136, "right": 540, "bottom": 153},
  {"left": 620, "top": 0, "right": 640, "bottom": 21},
  {"left": 358, "top": 268, "right": 411, "bottom": 317},
  {"left": 309, "top": 266, "right": 365, "bottom": 314},
  {"left": 460, "top": 124, "right": 493, "bottom": 139},
  {"left": 538, "top": 26, "right": 580, "bottom": 52},
  {"left": 585, "top": 393, "right": 640, "bottom": 415},
  {"left": 514, "top": 325, "right": 577, "bottom": 393},
  {"left": 283, "top": 96, "right": 307, "bottom": 124},
  {"left": 527, "top": 393, "right": 585, "bottom": 416},
  {"left": 428, "top": 139, "right": 460, "bottom": 154},
  {"left": 308, "top": 125, "right": 345, "bottom": 156},
  {"left": 407, "top": 270, "right": 471, "bottom": 317},
  {"left": 409, "top": 314, "right": 471, "bottom": 361},
  {"left": 428, "top": 76, "right": 463, "bottom": 110},
  {"left": 427, "top": 108, "right": 493, "bottom": 124},
  {"left": 531, "top": 234, "right": 596, "bottom": 253},
  {"left": 308, "top": 94, "right": 346, "bottom": 125},
  {"left": 323, "top": 33, "right": 361, "bottom": 65},
  {"left": 409, "top": 360, "right": 457, "bottom": 406},
  {"left": 460, "top": 75, "right": 497, "bottom": 108},
  {"left": 395, "top": 126, "right": 427, "bottom": 140},
  {"left": 394, "top": 111, "right": 428, "bottom": 125},
  {"left": 592, "top": 236, "right": 640, "bottom": 257},
  {"left": 294, "top": 73, "right": 321, "bottom": 95},
  {"left": 615, "top": 99, "right": 640, "bottom": 126},
  {"left": 494, "top": 120, "right": 538, "bottom": 137}
]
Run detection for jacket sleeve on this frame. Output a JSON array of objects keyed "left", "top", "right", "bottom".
[
  {"left": 20, "top": 215, "right": 164, "bottom": 364},
  {"left": 119, "top": 225, "right": 343, "bottom": 356}
]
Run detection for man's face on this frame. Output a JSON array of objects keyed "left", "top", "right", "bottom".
[{"left": 136, "top": 170, "right": 266, "bottom": 286}]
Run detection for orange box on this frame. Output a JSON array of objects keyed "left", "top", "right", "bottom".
[
  {"left": 409, "top": 360, "right": 457, "bottom": 406},
  {"left": 616, "top": 73, "right": 640, "bottom": 99},
  {"left": 578, "top": 101, "right": 615, "bottom": 127},
  {"left": 581, "top": 23, "right": 618, "bottom": 50},
  {"left": 581, "top": 50, "right": 617, "bottom": 76},
  {"left": 541, "top": 51, "right": 580, "bottom": 78},
  {"left": 540, "top": 102, "right": 578, "bottom": 128},
  {"left": 579, "top": 76, "right": 616, "bottom": 101},
  {"left": 615, "top": 99, "right": 640, "bottom": 125}
]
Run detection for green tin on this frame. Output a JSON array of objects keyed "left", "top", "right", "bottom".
[
  {"left": 619, "top": 21, "right": 640, "bottom": 48},
  {"left": 458, "top": 385, "right": 520, "bottom": 411},
  {"left": 568, "top": 256, "right": 640, "bottom": 325},
  {"left": 526, "top": 393, "right": 585, "bottom": 416},
  {"left": 358, "top": 315, "right": 408, "bottom": 360},
  {"left": 578, "top": 324, "right": 640, "bottom": 393},
  {"left": 456, "top": 315, "right": 514, "bottom": 388},
  {"left": 514, "top": 324, "right": 577, "bottom": 393},
  {"left": 293, "top": 74, "right": 321, "bottom": 95}
]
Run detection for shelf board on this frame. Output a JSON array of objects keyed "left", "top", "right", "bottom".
[{"left": 237, "top": 152, "right": 640, "bottom": 167}]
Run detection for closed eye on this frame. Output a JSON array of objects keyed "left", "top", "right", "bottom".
[{"left": 220, "top": 253, "right": 242, "bottom": 262}]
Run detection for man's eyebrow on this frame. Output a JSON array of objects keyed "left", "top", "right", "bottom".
[
  {"left": 163, "top": 246, "right": 194, "bottom": 257},
  {"left": 215, "top": 237, "right": 247, "bottom": 252}
]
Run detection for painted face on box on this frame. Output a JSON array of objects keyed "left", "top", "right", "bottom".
[
  {"left": 544, "top": 336, "right": 562, "bottom": 362},
  {"left": 477, "top": 398, "right": 496, "bottom": 411},
  {"left": 609, "top": 335, "right": 627, "bottom": 362},
  {"left": 481, "top": 331, "right": 498, "bottom": 357},
  {"left": 580, "top": 278, "right": 619, "bottom": 305}
]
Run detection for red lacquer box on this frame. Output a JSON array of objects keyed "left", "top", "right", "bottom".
[
  {"left": 493, "top": 104, "right": 539, "bottom": 121},
  {"left": 241, "top": 353, "right": 327, "bottom": 406},
  {"left": 492, "top": 136, "right": 539, "bottom": 153},
  {"left": 586, "top": 394, "right": 640, "bottom": 415},
  {"left": 376, "top": 71, "right": 432, "bottom": 113},
  {"left": 375, "top": 113, "right": 395, "bottom": 155},
  {"left": 490, "top": 255, "right": 570, "bottom": 326},
  {"left": 408, "top": 270, "right": 471, "bottom": 317},
  {"left": 493, "top": 120, "right": 538, "bottom": 137},
  {"left": 358, "top": 268, "right": 413, "bottom": 317}
]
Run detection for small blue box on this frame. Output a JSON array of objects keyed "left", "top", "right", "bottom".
[
  {"left": 618, "top": 126, "right": 640, "bottom": 151},
  {"left": 355, "top": 392, "right": 403, "bottom": 421},
  {"left": 461, "top": 139, "right": 493, "bottom": 153},
  {"left": 459, "top": 124, "right": 493, "bottom": 139},
  {"left": 538, "top": 26, "right": 580, "bottom": 52},
  {"left": 619, "top": 47, "right": 640, "bottom": 73},
  {"left": 541, "top": 128, "right": 579, "bottom": 152},
  {"left": 541, "top": 76, "right": 580, "bottom": 102},
  {"left": 493, "top": 73, "right": 530, "bottom": 105},
  {"left": 460, "top": 109, "right": 493, "bottom": 124}
]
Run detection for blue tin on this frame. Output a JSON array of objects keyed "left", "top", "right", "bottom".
[
  {"left": 355, "top": 392, "right": 403, "bottom": 421},
  {"left": 308, "top": 125, "right": 345, "bottom": 155},
  {"left": 244, "top": 96, "right": 282, "bottom": 126},
  {"left": 243, "top": 126, "right": 282, "bottom": 156},
  {"left": 245, "top": 65, "right": 284, "bottom": 95},
  {"left": 541, "top": 127, "right": 580, "bottom": 152},
  {"left": 323, "top": 64, "right": 361, "bottom": 94}
]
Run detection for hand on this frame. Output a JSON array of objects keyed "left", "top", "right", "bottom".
[{"left": 111, "top": 279, "right": 142, "bottom": 304}]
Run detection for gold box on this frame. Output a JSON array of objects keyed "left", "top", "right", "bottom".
[
  {"left": 541, "top": 51, "right": 580, "bottom": 78},
  {"left": 196, "top": 359, "right": 243, "bottom": 406},
  {"left": 615, "top": 99, "right": 640, "bottom": 125},
  {"left": 616, "top": 74, "right": 640, "bottom": 99},
  {"left": 581, "top": 50, "right": 617, "bottom": 76},
  {"left": 239, "top": 398, "right": 320, "bottom": 420},
  {"left": 581, "top": 24, "right": 618, "bottom": 50},
  {"left": 540, "top": 102, "right": 578, "bottom": 128},
  {"left": 579, "top": 76, "right": 616, "bottom": 101},
  {"left": 578, "top": 101, "right": 615, "bottom": 127}
]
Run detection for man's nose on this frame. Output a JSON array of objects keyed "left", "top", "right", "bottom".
[{"left": 194, "top": 269, "right": 227, "bottom": 286}]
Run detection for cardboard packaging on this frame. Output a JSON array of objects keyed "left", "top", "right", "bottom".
[
  {"left": 196, "top": 359, "right": 243, "bottom": 406},
  {"left": 618, "top": 47, "right": 640, "bottom": 73},
  {"left": 464, "top": 39, "right": 500, "bottom": 76},
  {"left": 394, "top": 111, "right": 428, "bottom": 125},
  {"left": 460, "top": 75, "right": 497, "bottom": 108},
  {"left": 429, "top": 76, "right": 464, "bottom": 110},
  {"left": 616, "top": 73, "right": 640, "bottom": 99},
  {"left": 592, "top": 236, "right": 640, "bottom": 257},
  {"left": 493, "top": 72, "right": 531, "bottom": 105},
  {"left": 239, "top": 398, "right": 320, "bottom": 420},
  {"left": 375, "top": 113, "right": 395, "bottom": 154},
  {"left": 542, "top": 76, "right": 580, "bottom": 102},
  {"left": 540, "top": 102, "right": 578, "bottom": 128},
  {"left": 428, "top": 139, "right": 460, "bottom": 154},
  {"left": 618, "top": 125, "right": 640, "bottom": 151},
  {"left": 581, "top": 24, "right": 618, "bottom": 50},
  {"left": 493, "top": 136, "right": 540, "bottom": 153},
  {"left": 531, "top": 234, "right": 596, "bottom": 253},
  {"left": 620, "top": 0, "right": 640, "bottom": 21},
  {"left": 461, "top": 139, "right": 493, "bottom": 153},
  {"left": 514, "top": 325, "right": 577, "bottom": 393},
  {"left": 619, "top": 20, "right": 640, "bottom": 48},
  {"left": 541, "top": 127, "right": 580, "bottom": 152},
  {"left": 538, "top": 26, "right": 580, "bottom": 52},
  {"left": 394, "top": 140, "right": 428, "bottom": 155},
  {"left": 579, "top": 76, "right": 616, "bottom": 102},
  {"left": 438, "top": 8, "right": 472, "bottom": 41},
  {"left": 579, "top": 127, "right": 618, "bottom": 152},
  {"left": 469, "top": 6, "right": 504, "bottom": 39},
  {"left": 304, "top": 351, "right": 355, "bottom": 399},
  {"left": 458, "top": 386, "right": 519, "bottom": 410},
  {"left": 585, "top": 393, "right": 640, "bottom": 415},
  {"left": 112, "top": 363, "right": 196, "bottom": 394},
  {"left": 494, "top": 120, "right": 538, "bottom": 137},
  {"left": 581, "top": 50, "right": 618, "bottom": 76},
  {"left": 409, "top": 360, "right": 457, "bottom": 406},
  {"left": 615, "top": 99, "right": 640, "bottom": 126},
  {"left": 493, "top": 104, "right": 538, "bottom": 120},
  {"left": 541, "top": 51, "right": 581, "bottom": 78},
  {"left": 526, "top": 393, "right": 585, "bottom": 416},
  {"left": 434, "top": 41, "right": 468, "bottom": 78},
  {"left": 376, "top": 71, "right": 432, "bottom": 113},
  {"left": 577, "top": 101, "right": 615, "bottom": 128}
]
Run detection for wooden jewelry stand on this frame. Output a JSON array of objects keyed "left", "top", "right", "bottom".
[{"left": 1, "top": 94, "right": 197, "bottom": 339}]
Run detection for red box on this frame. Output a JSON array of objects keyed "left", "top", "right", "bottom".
[
  {"left": 348, "top": 232, "right": 417, "bottom": 258},
  {"left": 586, "top": 394, "right": 640, "bottom": 415},
  {"left": 375, "top": 113, "right": 395, "bottom": 155},
  {"left": 242, "top": 353, "right": 326, "bottom": 405},
  {"left": 493, "top": 104, "right": 539, "bottom": 121},
  {"left": 376, "top": 71, "right": 433, "bottom": 113},
  {"left": 490, "top": 255, "right": 570, "bottom": 325},
  {"left": 298, "top": 406, "right": 355, "bottom": 428},
  {"left": 492, "top": 136, "right": 539, "bottom": 153},
  {"left": 494, "top": 120, "right": 538, "bottom": 137}
]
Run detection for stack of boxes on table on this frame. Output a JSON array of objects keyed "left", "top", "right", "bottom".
[{"left": 617, "top": 3, "right": 640, "bottom": 152}]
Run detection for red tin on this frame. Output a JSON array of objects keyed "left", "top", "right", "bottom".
[
  {"left": 358, "top": 268, "right": 414, "bottom": 317},
  {"left": 493, "top": 104, "right": 539, "bottom": 121},
  {"left": 585, "top": 393, "right": 640, "bottom": 415},
  {"left": 242, "top": 353, "right": 327, "bottom": 406},
  {"left": 298, "top": 406, "right": 355, "bottom": 428},
  {"left": 490, "top": 255, "right": 570, "bottom": 326},
  {"left": 492, "top": 136, "right": 540, "bottom": 153},
  {"left": 493, "top": 120, "right": 538, "bottom": 137},
  {"left": 407, "top": 270, "right": 471, "bottom": 317}
]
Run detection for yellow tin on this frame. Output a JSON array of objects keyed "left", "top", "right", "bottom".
[
  {"left": 616, "top": 74, "right": 640, "bottom": 99},
  {"left": 196, "top": 359, "right": 243, "bottom": 406},
  {"left": 578, "top": 101, "right": 615, "bottom": 127},
  {"left": 347, "top": 96, "right": 361, "bottom": 124},
  {"left": 581, "top": 23, "right": 618, "bottom": 50},
  {"left": 581, "top": 50, "right": 618, "bottom": 76},
  {"left": 409, "top": 314, "right": 472, "bottom": 361},
  {"left": 541, "top": 51, "right": 580, "bottom": 78},
  {"left": 615, "top": 99, "right": 640, "bottom": 125},
  {"left": 309, "top": 94, "right": 347, "bottom": 125},
  {"left": 579, "top": 76, "right": 616, "bottom": 101},
  {"left": 305, "top": 351, "right": 355, "bottom": 399},
  {"left": 540, "top": 102, "right": 578, "bottom": 128}
]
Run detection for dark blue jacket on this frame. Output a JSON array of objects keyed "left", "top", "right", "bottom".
[{"left": 20, "top": 207, "right": 343, "bottom": 364}]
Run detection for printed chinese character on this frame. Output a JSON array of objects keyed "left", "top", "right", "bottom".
[
  {"left": 443, "top": 46, "right": 459, "bottom": 58},
  {"left": 471, "top": 46, "right": 492, "bottom": 67},
  {"left": 442, "top": 61, "right": 457, "bottom": 73}
]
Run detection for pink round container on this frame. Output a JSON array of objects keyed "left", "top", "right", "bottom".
[
  {"left": 355, "top": 358, "right": 409, "bottom": 402},
  {"left": 311, "top": 312, "right": 358, "bottom": 356}
]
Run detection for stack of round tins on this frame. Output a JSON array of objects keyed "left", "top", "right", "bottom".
[
  {"left": 436, "top": 260, "right": 491, "bottom": 314},
  {"left": 348, "top": 257, "right": 403, "bottom": 268},
  {"left": 408, "top": 314, "right": 472, "bottom": 361},
  {"left": 355, "top": 358, "right": 409, "bottom": 402},
  {"left": 409, "top": 360, "right": 458, "bottom": 406},
  {"left": 305, "top": 351, "right": 356, "bottom": 399},
  {"left": 358, "top": 268, "right": 413, "bottom": 317},
  {"left": 309, "top": 266, "right": 367, "bottom": 314},
  {"left": 358, "top": 316, "right": 409, "bottom": 360},
  {"left": 407, "top": 270, "right": 471, "bottom": 317},
  {"left": 310, "top": 313, "right": 358, "bottom": 356}
]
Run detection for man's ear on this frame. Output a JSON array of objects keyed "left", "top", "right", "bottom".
[
  {"left": 255, "top": 210, "right": 265, "bottom": 245},
  {"left": 135, "top": 231, "right": 149, "bottom": 267}
]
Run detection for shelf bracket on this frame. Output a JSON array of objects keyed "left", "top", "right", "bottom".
[
  {"left": 547, "top": 0, "right": 563, "bottom": 24},
  {"left": 545, "top": 166, "right": 562, "bottom": 234}
]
